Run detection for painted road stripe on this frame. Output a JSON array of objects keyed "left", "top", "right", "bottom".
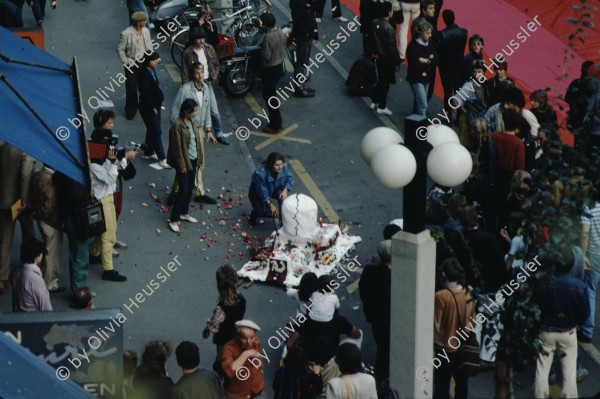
[
  {"left": 244, "top": 93, "right": 263, "bottom": 115},
  {"left": 346, "top": 280, "right": 359, "bottom": 294},
  {"left": 250, "top": 131, "right": 312, "bottom": 145},
  {"left": 580, "top": 342, "right": 600, "bottom": 367},
  {"left": 254, "top": 123, "right": 300, "bottom": 151},
  {"left": 165, "top": 64, "right": 181, "bottom": 83},
  {"left": 284, "top": 57, "right": 294, "bottom": 72},
  {"left": 288, "top": 159, "right": 339, "bottom": 223}
]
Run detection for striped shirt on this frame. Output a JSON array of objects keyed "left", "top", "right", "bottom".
[{"left": 581, "top": 202, "right": 600, "bottom": 270}]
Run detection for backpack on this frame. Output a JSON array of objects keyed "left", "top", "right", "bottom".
[{"left": 346, "top": 56, "right": 377, "bottom": 96}]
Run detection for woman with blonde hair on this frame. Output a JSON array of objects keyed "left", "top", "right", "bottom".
[
  {"left": 117, "top": 11, "right": 153, "bottom": 120},
  {"left": 192, "top": 6, "right": 219, "bottom": 47},
  {"left": 202, "top": 265, "right": 246, "bottom": 376}
]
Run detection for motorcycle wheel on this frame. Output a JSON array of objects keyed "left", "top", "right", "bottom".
[
  {"left": 223, "top": 61, "right": 254, "bottom": 97},
  {"left": 170, "top": 30, "right": 189, "bottom": 69}
]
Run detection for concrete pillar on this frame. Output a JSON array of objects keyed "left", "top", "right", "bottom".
[{"left": 389, "top": 230, "right": 436, "bottom": 398}]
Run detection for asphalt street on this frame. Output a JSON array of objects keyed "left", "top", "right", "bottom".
[{"left": 2, "top": 0, "right": 600, "bottom": 397}]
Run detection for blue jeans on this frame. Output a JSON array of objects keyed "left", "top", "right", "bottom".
[
  {"left": 205, "top": 82, "right": 223, "bottom": 136},
  {"left": 31, "top": 0, "right": 45, "bottom": 21},
  {"left": 63, "top": 215, "right": 90, "bottom": 294},
  {"left": 581, "top": 266, "right": 600, "bottom": 339},
  {"left": 139, "top": 107, "right": 166, "bottom": 160},
  {"left": 410, "top": 82, "right": 429, "bottom": 116},
  {"left": 171, "top": 159, "right": 197, "bottom": 222}
]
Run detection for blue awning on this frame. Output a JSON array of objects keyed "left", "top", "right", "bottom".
[
  {"left": 0, "top": 332, "right": 94, "bottom": 399},
  {"left": 0, "top": 26, "right": 89, "bottom": 185}
]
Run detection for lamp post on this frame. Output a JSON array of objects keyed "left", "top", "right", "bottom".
[{"left": 361, "top": 116, "right": 472, "bottom": 398}]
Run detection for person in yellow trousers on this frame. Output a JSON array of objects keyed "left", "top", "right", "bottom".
[{"left": 89, "top": 112, "right": 135, "bottom": 282}]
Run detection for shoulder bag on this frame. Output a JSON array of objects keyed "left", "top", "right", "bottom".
[
  {"left": 446, "top": 288, "right": 481, "bottom": 377},
  {"left": 74, "top": 198, "right": 107, "bottom": 238}
]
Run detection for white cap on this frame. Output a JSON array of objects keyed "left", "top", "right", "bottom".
[{"left": 235, "top": 319, "right": 261, "bottom": 332}]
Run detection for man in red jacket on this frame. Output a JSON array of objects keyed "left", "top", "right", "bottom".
[
  {"left": 490, "top": 108, "right": 525, "bottom": 231},
  {"left": 221, "top": 320, "right": 266, "bottom": 398}
]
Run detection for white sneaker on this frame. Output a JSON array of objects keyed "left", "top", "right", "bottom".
[
  {"left": 114, "top": 240, "right": 128, "bottom": 249},
  {"left": 369, "top": 102, "right": 378, "bottom": 110},
  {"left": 315, "top": 17, "right": 322, "bottom": 23},
  {"left": 180, "top": 214, "right": 198, "bottom": 223},
  {"left": 158, "top": 160, "right": 172, "bottom": 169},
  {"left": 333, "top": 16, "right": 348, "bottom": 22},
  {"left": 168, "top": 222, "right": 180, "bottom": 233},
  {"left": 142, "top": 154, "right": 159, "bottom": 160},
  {"left": 377, "top": 107, "right": 393, "bottom": 116},
  {"left": 220, "top": 132, "right": 233, "bottom": 138}
]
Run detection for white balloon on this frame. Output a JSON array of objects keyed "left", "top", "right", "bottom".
[
  {"left": 427, "top": 143, "right": 472, "bottom": 187},
  {"left": 426, "top": 124, "right": 459, "bottom": 147},
  {"left": 370, "top": 144, "right": 416, "bottom": 189},
  {"left": 360, "top": 127, "right": 403, "bottom": 165}
]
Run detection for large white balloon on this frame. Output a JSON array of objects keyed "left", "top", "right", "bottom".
[
  {"left": 360, "top": 127, "right": 403, "bottom": 165},
  {"left": 370, "top": 144, "right": 417, "bottom": 189},
  {"left": 426, "top": 124, "right": 459, "bottom": 147},
  {"left": 427, "top": 142, "right": 472, "bottom": 187}
]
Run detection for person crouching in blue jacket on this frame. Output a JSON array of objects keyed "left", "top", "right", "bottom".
[{"left": 248, "top": 152, "right": 294, "bottom": 226}]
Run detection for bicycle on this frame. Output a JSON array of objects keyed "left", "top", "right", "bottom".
[{"left": 170, "top": 1, "right": 259, "bottom": 68}]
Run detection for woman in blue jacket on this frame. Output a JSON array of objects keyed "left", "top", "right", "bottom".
[{"left": 248, "top": 151, "right": 294, "bottom": 226}]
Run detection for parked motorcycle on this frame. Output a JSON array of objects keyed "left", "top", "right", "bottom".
[
  {"left": 219, "top": 45, "right": 262, "bottom": 97},
  {"left": 219, "top": 22, "right": 297, "bottom": 97}
]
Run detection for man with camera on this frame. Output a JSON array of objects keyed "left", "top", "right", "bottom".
[{"left": 89, "top": 116, "right": 135, "bottom": 282}]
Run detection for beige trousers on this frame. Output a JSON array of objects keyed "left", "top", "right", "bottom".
[
  {"left": 399, "top": 2, "right": 421, "bottom": 59},
  {"left": 534, "top": 328, "right": 578, "bottom": 398},
  {"left": 38, "top": 220, "right": 63, "bottom": 290},
  {"left": 91, "top": 195, "right": 117, "bottom": 271}
]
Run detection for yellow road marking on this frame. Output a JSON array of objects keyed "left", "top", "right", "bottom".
[
  {"left": 250, "top": 131, "right": 312, "bottom": 145},
  {"left": 244, "top": 94, "right": 263, "bottom": 115},
  {"left": 245, "top": 94, "right": 310, "bottom": 148},
  {"left": 346, "top": 280, "right": 359, "bottom": 294},
  {"left": 288, "top": 159, "right": 339, "bottom": 223},
  {"left": 165, "top": 64, "right": 181, "bottom": 83},
  {"left": 342, "top": 263, "right": 362, "bottom": 293},
  {"left": 254, "top": 123, "right": 300, "bottom": 151},
  {"left": 284, "top": 57, "right": 294, "bottom": 72}
]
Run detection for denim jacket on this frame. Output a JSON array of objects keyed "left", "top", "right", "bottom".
[
  {"left": 538, "top": 274, "right": 590, "bottom": 331},
  {"left": 248, "top": 164, "right": 294, "bottom": 217}
]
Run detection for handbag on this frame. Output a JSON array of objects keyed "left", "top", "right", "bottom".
[
  {"left": 74, "top": 198, "right": 106, "bottom": 238},
  {"left": 119, "top": 161, "right": 136, "bottom": 181},
  {"left": 446, "top": 288, "right": 481, "bottom": 377}
]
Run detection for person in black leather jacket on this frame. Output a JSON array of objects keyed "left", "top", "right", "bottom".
[
  {"left": 290, "top": 0, "right": 318, "bottom": 97},
  {"left": 366, "top": 1, "right": 401, "bottom": 116},
  {"left": 434, "top": 9, "right": 467, "bottom": 123},
  {"left": 138, "top": 52, "right": 168, "bottom": 168}
]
